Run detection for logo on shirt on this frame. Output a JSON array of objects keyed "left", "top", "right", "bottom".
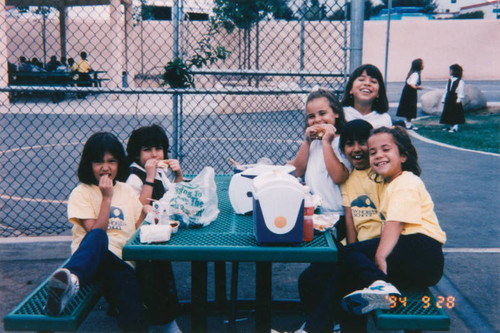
[
  {"left": 351, "top": 195, "right": 377, "bottom": 218},
  {"left": 108, "top": 206, "right": 125, "bottom": 231}
]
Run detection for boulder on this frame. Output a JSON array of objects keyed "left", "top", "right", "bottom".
[
  {"left": 420, "top": 90, "right": 444, "bottom": 115},
  {"left": 420, "top": 84, "right": 487, "bottom": 115},
  {"left": 463, "top": 85, "right": 488, "bottom": 111}
]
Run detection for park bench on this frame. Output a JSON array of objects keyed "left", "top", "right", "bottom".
[
  {"left": 9, "top": 71, "right": 75, "bottom": 102},
  {"left": 372, "top": 287, "right": 451, "bottom": 332},
  {"left": 3, "top": 259, "right": 104, "bottom": 332}
]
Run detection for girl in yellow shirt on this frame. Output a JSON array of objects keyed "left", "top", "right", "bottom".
[{"left": 341, "top": 126, "right": 445, "bottom": 317}]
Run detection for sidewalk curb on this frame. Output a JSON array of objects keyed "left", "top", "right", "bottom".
[
  {"left": 409, "top": 131, "right": 500, "bottom": 157},
  {"left": 0, "top": 236, "right": 71, "bottom": 261}
]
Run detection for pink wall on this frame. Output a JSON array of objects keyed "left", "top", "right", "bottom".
[{"left": 362, "top": 19, "right": 500, "bottom": 81}]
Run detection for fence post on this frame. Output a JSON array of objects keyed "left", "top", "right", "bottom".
[
  {"left": 172, "top": 94, "right": 179, "bottom": 158},
  {"left": 299, "top": 0, "right": 305, "bottom": 87},
  {"left": 349, "top": 0, "right": 364, "bottom": 73},
  {"left": 171, "top": 0, "right": 180, "bottom": 159},
  {"left": 0, "top": 0, "right": 9, "bottom": 105},
  {"left": 109, "top": 0, "right": 124, "bottom": 88},
  {"left": 384, "top": 0, "right": 392, "bottom": 85}
]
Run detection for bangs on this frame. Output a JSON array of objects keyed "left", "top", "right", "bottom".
[
  {"left": 89, "top": 136, "right": 125, "bottom": 162},
  {"left": 139, "top": 129, "right": 169, "bottom": 149},
  {"left": 363, "top": 65, "right": 383, "bottom": 81},
  {"left": 340, "top": 120, "right": 373, "bottom": 150}
]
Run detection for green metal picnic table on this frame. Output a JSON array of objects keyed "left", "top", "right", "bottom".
[{"left": 122, "top": 174, "right": 338, "bottom": 332}]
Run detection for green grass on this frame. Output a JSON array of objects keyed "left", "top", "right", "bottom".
[{"left": 412, "top": 113, "right": 500, "bottom": 154}]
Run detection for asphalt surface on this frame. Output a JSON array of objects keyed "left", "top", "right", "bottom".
[{"left": 1, "top": 80, "right": 499, "bottom": 332}]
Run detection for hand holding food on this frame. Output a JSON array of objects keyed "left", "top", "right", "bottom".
[
  {"left": 158, "top": 159, "right": 183, "bottom": 182},
  {"left": 167, "top": 159, "right": 182, "bottom": 173},
  {"left": 144, "top": 159, "right": 159, "bottom": 179},
  {"left": 99, "top": 174, "right": 114, "bottom": 199},
  {"left": 157, "top": 159, "right": 170, "bottom": 169},
  {"left": 320, "top": 124, "right": 336, "bottom": 142},
  {"left": 309, "top": 127, "right": 325, "bottom": 140}
]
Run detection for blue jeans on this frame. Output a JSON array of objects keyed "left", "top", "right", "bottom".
[{"left": 64, "top": 229, "right": 148, "bottom": 332}]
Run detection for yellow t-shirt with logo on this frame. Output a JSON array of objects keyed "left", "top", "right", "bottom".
[
  {"left": 68, "top": 182, "right": 143, "bottom": 260},
  {"left": 379, "top": 171, "right": 446, "bottom": 245},
  {"left": 341, "top": 168, "right": 385, "bottom": 241}
]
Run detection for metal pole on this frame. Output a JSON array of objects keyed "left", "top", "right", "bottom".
[
  {"left": 140, "top": 18, "right": 144, "bottom": 74},
  {"left": 349, "top": 0, "right": 364, "bottom": 73},
  {"left": 299, "top": 0, "right": 305, "bottom": 87},
  {"left": 172, "top": 0, "right": 180, "bottom": 159},
  {"left": 42, "top": 8, "right": 47, "bottom": 67},
  {"left": 384, "top": 0, "right": 392, "bottom": 86},
  {"left": 343, "top": 1, "right": 348, "bottom": 88},
  {"left": 59, "top": 7, "right": 67, "bottom": 59}
]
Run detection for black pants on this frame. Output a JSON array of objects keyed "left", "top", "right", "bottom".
[
  {"left": 299, "top": 233, "right": 444, "bottom": 333},
  {"left": 136, "top": 260, "right": 180, "bottom": 325}
]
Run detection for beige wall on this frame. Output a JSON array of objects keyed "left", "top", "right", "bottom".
[{"left": 362, "top": 19, "right": 500, "bottom": 81}]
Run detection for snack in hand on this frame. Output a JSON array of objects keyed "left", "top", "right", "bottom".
[
  {"left": 310, "top": 128, "right": 325, "bottom": 140},
  {"left": 157, "top": 160, "right": 170, "bottom": 169}
]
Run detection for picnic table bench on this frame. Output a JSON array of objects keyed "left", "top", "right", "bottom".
[
  {"left": 2, "top": 273, "right": 451, "bottom": 332},
  {"left": 9, "top": 70, "right": 109, "bottom": 102},
  {"left": 373, "top": 287, "right": 450, "bottom": 332},
  {"left": 9, "top": 71, "right": 74, "bottom": 102},
  {"left": 3, "top": 259, "right": 104, "bottom": 332}
]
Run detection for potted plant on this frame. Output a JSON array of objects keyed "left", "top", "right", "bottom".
[{"left": 163, "top": 17, "right": 230, "bottom": 88}]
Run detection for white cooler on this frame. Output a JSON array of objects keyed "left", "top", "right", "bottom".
[
  {"left": 251, "top": 170, "right": 304, "bottom": 244},
  {"left": 228, "top": 165, "right": 295, "bottom": 215}
]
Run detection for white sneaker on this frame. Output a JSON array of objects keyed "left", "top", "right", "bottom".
[
  {"left": 341, "top": 280, "right": 400, "bottom": 315},
  {"left": 405, "top": 122, "right": 418, "bottom": 130},
  {"left": 45, "top": 268, "right": 80, "bottom": 315}
]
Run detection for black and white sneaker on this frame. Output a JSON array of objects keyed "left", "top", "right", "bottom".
[
  {"left": 341, "top": 280, "right": 400, "bottom": 315},
  {"left": 45, "top": 268, "right": 79, "bottom": 315}
]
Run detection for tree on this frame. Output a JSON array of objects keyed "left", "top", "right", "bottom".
[
  {"left": 213, "top": 0, "right": 294, "bottom": 71},
  {"left": 271, "top": 0, "right": 295, "bottom": 20},
  {"left": 329, "top": 0, "right": 374, "bottom": 21},
  {"left": 300, "top": 0, "right": 328, "bottom": 20}
]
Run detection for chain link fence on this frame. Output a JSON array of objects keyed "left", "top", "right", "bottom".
[{"left": 1, "top": 0, "right": 350, "bottom": 237}]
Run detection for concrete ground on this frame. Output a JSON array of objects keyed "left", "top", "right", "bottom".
[{"left": 1, "top": 80, "right": 499, "bottom": 332}]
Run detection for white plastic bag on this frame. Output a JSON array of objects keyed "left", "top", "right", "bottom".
[{"left": 160, "top": 166, "right": 219, "bottom": 227}]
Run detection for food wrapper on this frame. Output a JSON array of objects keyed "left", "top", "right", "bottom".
[
  {"left": 140, "top": 224, "right": 172, "bottom": 243},
  {"left": 313, "top": 213, "right": 339, "bottom": 232},
  {"left": 170, "top": 220, "right": 180, "bottom": 233}
]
